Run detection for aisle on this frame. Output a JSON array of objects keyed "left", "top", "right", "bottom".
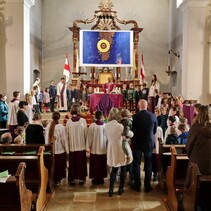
[{"left": 47, "top": 175, "right": 167, "bottom": 211}]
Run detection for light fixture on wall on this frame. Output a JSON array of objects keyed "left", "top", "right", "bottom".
[{"left": 165, "top": 50, "right": 180, "bottom": 76}]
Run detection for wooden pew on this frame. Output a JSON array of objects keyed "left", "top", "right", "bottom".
[
  {"left": 0, "top": 146, "right": 48, "bottom": 211},
  {"left": 158, "top": 144, "right": 186, "bottom": 192},
  {"left": 183, "top": 162, "right": 211, "bottom": 211},
  {"left": 163, "top": 146, "right": 189, "bottom": 211},
  {"left": 0, "top": 143, "right": 55, "bottom": 192},
  {"left": 0, "top": 162, "right": 32, "bottom": 211},
  {"left": 36, "top": 146, "right": 49, "bottom": 211}
]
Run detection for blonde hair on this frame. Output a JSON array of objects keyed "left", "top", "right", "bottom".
[
  {"left": 121, "top": 109, "right": 132, "bottom": 118},
  {"left": 25, "top": 93, "right": 32, "bottom": 104},
  {"left": 108, "top": 108, "right": 120, "bottom": 121},
  {"left": 170, "top": 125, "right": 177, "bottom": 135}
]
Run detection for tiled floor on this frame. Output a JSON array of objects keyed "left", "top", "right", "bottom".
[{"left": 47, "top": 176, "right": 168, "bottom": 211}]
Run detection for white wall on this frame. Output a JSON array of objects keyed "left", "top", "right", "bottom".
[
  {"left": 170, "top": 0, "right": 211, "bottom": 103},
  {"left": 0, "top": 1, "right": 7, "bottom": 93},
  {"left": 30, "top": 0, "right": 42, "bottom": 87},
  {"left": 41, "top": 0, "right": 170, "bottom": 91},
  {"left": 4, "top": 1, "right": 24, "bottom": 100}
]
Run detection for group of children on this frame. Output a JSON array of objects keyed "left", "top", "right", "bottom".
[
  {"left": 153, "top": 96, "right": 190, "bottom": 145},
  {"left": 122, "top": 82, "right": 149, "bottom": 113}
]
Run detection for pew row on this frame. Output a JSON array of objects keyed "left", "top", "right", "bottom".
[
  {"left": 0, "top": 146, "right": 48, "bottom": 211},
  {"left": 158, "top": 144, "right": 186, "bottom": 192},
  {"left": 163, "top": 146, "right": 189, "bottom": 211},
  {"left": 183, "top": 162, "right": 211, "bottom": 211},
  {"left": 0, "top": 162, "right": 32, "bottom": 211},
  {"left": 0, "top": 143, "right": 55, "bottom": 192}
]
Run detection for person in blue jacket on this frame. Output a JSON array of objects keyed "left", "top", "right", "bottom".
[
  {"left": 177, "top": 123, "right": 189, "bottom": 144},
  {"left": 0, "top": 94, "right": 9, "bottom": 128}
]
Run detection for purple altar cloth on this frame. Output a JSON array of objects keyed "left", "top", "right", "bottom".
[
  {"left": 90, "top": 94, "right": 123, "bottom": 115},
  {"left": 183, "top": 105, "right": 195, "bottom": 125}
]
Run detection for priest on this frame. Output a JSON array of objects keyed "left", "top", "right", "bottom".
[
  {"left": 103, "top": 77, "right": 115, "bottom": 93},
  {"left": 57, "top": 77, "right": 68, "bottom": 112}
]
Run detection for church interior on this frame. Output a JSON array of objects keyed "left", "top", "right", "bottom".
[{"left": 0, "top": 0, "right": 211, "bottom": 210}]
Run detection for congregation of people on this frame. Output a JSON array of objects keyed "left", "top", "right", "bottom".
[{"left": 0, "top": 74, "right": 211, "bottom": 208}]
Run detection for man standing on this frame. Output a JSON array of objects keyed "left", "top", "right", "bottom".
[
  {"left": 131, "top": 99, "right": 157, "bottom": 192},
  {"left": 57, "top": 77, "right": 67, "bottom": 112},
  {"left": 49, "top": 80, "right": 57, "bottom": 112}
]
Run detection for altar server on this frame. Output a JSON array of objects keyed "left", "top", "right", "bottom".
[
  {"left": 86, "top": 110, "right": 107, "bottom": 184},
  {"left": 66, "top": 104, "right": 87, "bottom": 185}
]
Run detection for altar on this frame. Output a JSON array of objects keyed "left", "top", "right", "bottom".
[
  {"left": 69, "top": 1, "right": 143, "bottom": 87},
  {"left": 90, "top": 93, "right": 123, "bottom": 115}
]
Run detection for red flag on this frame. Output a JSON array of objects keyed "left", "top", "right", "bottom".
[
  {"left": 140, "top": 54, "right": 145, "bottom": 82},
  {"left": 63, "top": 53, "right": 70, "bottom": 82}
]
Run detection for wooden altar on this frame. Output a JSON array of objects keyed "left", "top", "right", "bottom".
[{"left": 69, "top": 0, "right": 143, "bottom": 86}]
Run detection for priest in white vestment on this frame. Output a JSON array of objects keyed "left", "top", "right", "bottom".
[{"left": 57, "top": 77, "right": 67, "bottom": 111}]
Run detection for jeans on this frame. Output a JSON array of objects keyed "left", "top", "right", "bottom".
[
  {"left": 132, "top": 149, "right": 152, "bottom": 189},
  {"left": 50, "top": 97, "right": 55, "bottom": 112},
  {"left": 109, "top": 166, "right": 126, "bottom": 190}
]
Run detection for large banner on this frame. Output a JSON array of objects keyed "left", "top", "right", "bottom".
[{"left": 80, "top": 30, "right": 133, "bottom": 67}]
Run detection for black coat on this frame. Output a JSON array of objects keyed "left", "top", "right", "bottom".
[{"left": 132, "top": 110, "right": 157, "bottom": 151}]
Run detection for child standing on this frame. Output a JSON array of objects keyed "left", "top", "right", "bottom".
[
  {"left": 86, "top": 110, "right": 107, "bottom": 184},
  {"left": 177, "top": 123, "right": 189, "bottom": 144},
  {"left": 121, "top": 83, "right": 127, "bottom": 109},
  {"left": 38, "top": 90, "right": 44, "bottom": 113},
  {"left": 66, "top": 104, "right": 87, "bottom": 185},
  {"left": 165, "top": 125, "right": 178, "bottom": 144},
  {"left": 45, "top": 112, "right": 69, "bottom": 185},
  {"left": 120, "top": 109, "right": 133, "bottom": 164},
  {"left": 127, "top": 83, "right": 135, "bottom": 112},
  {"left": 81, "top": 84, "right": 88, "bottom": 104},
  {"left": 135, "top": 86, "right": 141, "bottom": 113},
  {"left": 152, "top": 126, "right": 163, "bottom": 181},
  {"left": 43, "top": 88, "right": 50, "bottom": 112}
]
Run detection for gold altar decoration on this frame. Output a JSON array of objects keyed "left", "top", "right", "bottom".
[
  {"left": 69, "top": 0, "right": 143, "bottom": 82},
  {"left": 98, "top": 31, "right": 114, "bottom": 61}
]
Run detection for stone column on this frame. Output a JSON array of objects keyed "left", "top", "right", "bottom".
[
  {"left": 179, "top": 0, "right": 210, "bottom": 102},
  {"left": 5, "top": 0, "right": 34, "bottom": 100}
]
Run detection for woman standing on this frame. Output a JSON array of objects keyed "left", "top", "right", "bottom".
[
  {"left": 66, "top": 104, "right": 87, "bottom": 185},
  {"left": 186, "top": 105, "right": 211, "bottom": 176},
  {"left": 45, "top": 112, "right": 69, "bottom": 184},
  {"left": 148, "top": 74, "right": 160, "bottom": 113},
  {"left": 0, "top": 94, "right": 8, "bottom": 128},
  {"left": 105, "top": 108, "right": 129, "bottom": 197}
]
